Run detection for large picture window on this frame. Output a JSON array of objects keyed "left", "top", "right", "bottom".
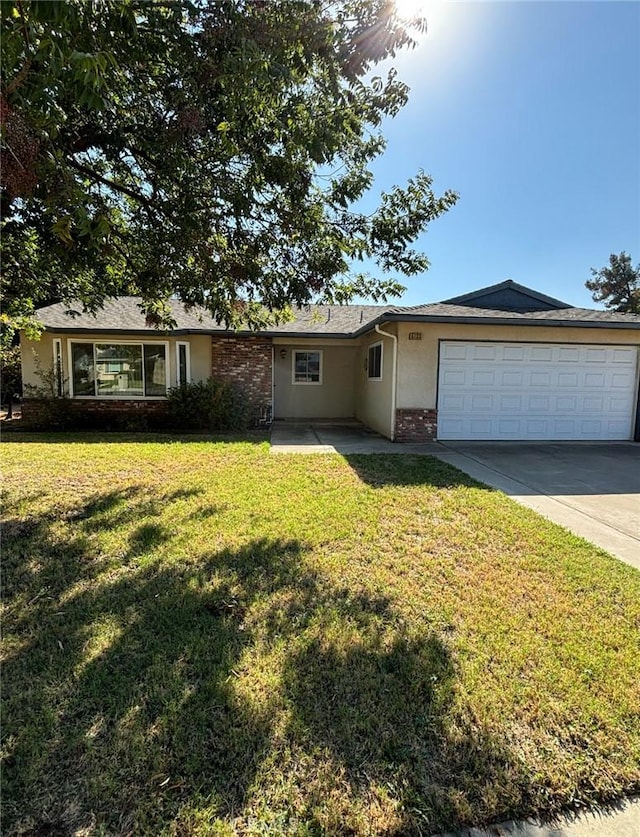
[
  {"left": 70, "top": 342, "right": 168, "bottom": 397},
  {"left": 293, "top": 350, "right": 322, "bottom": 384}
]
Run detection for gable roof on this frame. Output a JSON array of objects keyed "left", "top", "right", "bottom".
[
  {"left": 441, "top": 280, "right": 572, "bottom": 312},
  {"left": 32, "top": 283, "right": 640, "bottom": 337}
]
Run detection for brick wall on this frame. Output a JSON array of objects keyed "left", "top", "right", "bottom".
[
  {"left": 394, "top": 408, "right": 438, "bottom": 442},
  {"left": 211, "top": 336, "right": 273, "bottom": 408},
  {"left": 21, "top": 398, "right": 170, "bottom": 431}
]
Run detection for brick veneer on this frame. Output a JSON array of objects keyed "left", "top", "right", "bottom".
[
  {"left": 211, "top": 336, "right": 273, "bottom": 407},
  {"left": 394, "top": 408, "right": 438, "bottom": 442},
  {"left": 21, "top": 398, "right": 170, "bottom": 430}
]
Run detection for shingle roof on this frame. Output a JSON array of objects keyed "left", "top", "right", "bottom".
[
  {"left": 440, "top": 279, "right": 572, "bottom": 310},
  {"left": 33, "top": 295, "right": 640, "bottom": 336},
  {"left": 385, "top": 302, "right": 640, "bottom": 325},
  {"left": 33, "top": 298, "right": 389, "bottom": 337}
]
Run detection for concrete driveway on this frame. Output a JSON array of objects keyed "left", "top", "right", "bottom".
[{"left": 433, "top": 442, "right": 640, "bottom": 570}]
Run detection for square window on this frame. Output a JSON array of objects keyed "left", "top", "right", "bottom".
[{"left": 293, "top": 351, "right": 322, "bottom": 384}]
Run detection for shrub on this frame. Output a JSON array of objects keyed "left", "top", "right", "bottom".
[{"left": 167, "top": 379, "right": 250, "bottom": 432}]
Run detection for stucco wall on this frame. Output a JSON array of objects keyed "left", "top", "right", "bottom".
[
  {"left": 20, "top": 332, "right": 56, "bottom": 393},
  {"left": 273, "top": 342, "right": 357, "bottom": 419},
  {"left": 355, "top": 326, "right": 396, "bottom": 438},
  {"left": 396, "top": 322, "right": 640, "bottom": 410},
  {"left": 20, "top": 332, "right": 212, "bottom": 395}
]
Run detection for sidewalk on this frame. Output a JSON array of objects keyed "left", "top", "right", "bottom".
[{"left": 435, "top": 796, "right": 639, "bottom": 837}]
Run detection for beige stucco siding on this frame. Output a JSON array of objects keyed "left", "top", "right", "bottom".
[
  {"left": 273, "top": 342, "right": 357, "bottom": 419},
  {"left": 355, "top": 325, "right": 396, "bottom": 437},
  {"left": 20, "top": 332, "right": 56, "bottom": 393},
  {"left": 20, "top": 332, "right": 212, "bottom": 395},
  {"left": 395, "top": 322, "right": 640, "bottom": 409},
  {"left": 188, "top": 335, "right": 212, "bottom": 384}
]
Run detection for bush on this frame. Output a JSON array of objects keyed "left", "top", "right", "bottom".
[{"left": 167, "top": 379, "right": 250, "bottom": 432}]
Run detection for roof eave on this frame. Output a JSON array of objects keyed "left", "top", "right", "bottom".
[
  {"left": 36, "top": 325, "right": 360, "bottom": 339},
  {"left": 33, "top": 314, "right": 640, "bottom": 338},
  {"left": 378, "top": 313, "right": 640, "bottom": 329}
]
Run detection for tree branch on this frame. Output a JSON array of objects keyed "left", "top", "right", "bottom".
[{"left": 67, "top": 158, "right": 155, "bottom": 208}]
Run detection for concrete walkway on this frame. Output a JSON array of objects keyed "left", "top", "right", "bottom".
[
  {"left": 435, "top": 796, "right": 639, "bottom": 837},
  {"left": 269, "top": 420, "right": 441, "bottom": 455}
]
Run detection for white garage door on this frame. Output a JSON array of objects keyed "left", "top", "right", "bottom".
[{"left": 437, "top": 341, "right": 638, "bottom": 441}]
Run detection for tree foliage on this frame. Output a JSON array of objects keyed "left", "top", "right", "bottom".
[
  {"left": 585, "top": 252, "right": 640, "bottom": 314},
  {"left": 1, "top": 0, "right": 458, "bottom": 330}
]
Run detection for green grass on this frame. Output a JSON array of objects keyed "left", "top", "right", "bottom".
[{"left": 2, "top": 433, "right": 639, "bottom": 836}]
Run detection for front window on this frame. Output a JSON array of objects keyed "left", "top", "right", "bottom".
[
  {"left": 70, "top": 342, "right": 167, "bottom": 397},
  {"left": 293, "top": 350, "right": 322, "bottom": 384}
]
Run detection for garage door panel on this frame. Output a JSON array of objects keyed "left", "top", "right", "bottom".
[
  {"left": 503, "top": 346, "right": 525, "bottom": 361},
  {"left": 527, "top": 395, "right": 550, "bottom": 411},
  {"left": 612, "top": 371, "right": 635, "bottom": 387},
  {"left": 441, "top": 369, "right": 466, "bottom": 386},
  {"left": 530, "top": 347, "right": 553, "bottom": 361},
  {"left": 556, "top": 395, "right": 577, "bottom": 410},
  {"left": 558, "top": 347, "right": 581, "bottom": 362},
  {"left": 470, "top": 394, "right": 494, "bottom": 411},
  {"left": 472, "top": 370, "right": 495, "bottom": 386},
  {"left": 500, "top": 370, "right": 524, "bottom": 386},
  {"left": 438, "top": 341, "right": 637, "bottom": 440},
  {"left": 558, "top": 371, "right": 579, "bottom": 387},
  {"left": 612, "top": 348, "right": 635, "bottom": 363},
  {"left": 500, "top": 394, "right": 522, "bottom": 411},
  {"left": 441, "top": 343, "right": 469, "bottom": 360}
]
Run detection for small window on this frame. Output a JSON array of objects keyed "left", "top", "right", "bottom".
[
  {"left": 293, "top": 350, "right": 322, "bottom": 384},
  {"left": 52, "top": 338, "right": 63, "bottom": 396},
  {"left": 176, "top": 342, "right": 191, "bottom": 385},
  {"left": 368, "top": 342, "right": 382, "bottom": 380}
]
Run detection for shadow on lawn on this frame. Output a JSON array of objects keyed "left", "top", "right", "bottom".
[
  {"left": 3, "top": 487, "right": 528, "bottom": 836},
  {"left": 345, "top": 453, "right": 490, "bottom": 491}
]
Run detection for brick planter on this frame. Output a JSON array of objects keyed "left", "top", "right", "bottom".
[{"left": 394, "top": 408, "right": 438, "bottom": 442}]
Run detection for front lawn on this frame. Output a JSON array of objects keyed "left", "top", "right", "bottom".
[{"left": 2, "top": 434, "right": 639, "bottom": 835}]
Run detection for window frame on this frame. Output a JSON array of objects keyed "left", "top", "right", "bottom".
[
  {"left": 367, "top": 341, "right": 383, "bottom": 381},
  {"left": 67, "top": 339, "right": 170, "bottom": 399},
  {"left": 176, "top": 341, "right": 191, "bottom": 385},
  {"left": 292, "top": 349, "right": 323, "bottom": 386}
]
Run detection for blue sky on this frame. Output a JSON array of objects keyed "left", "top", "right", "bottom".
[{"left": 360, "top": 0, "right": 640, "bottom": 308}]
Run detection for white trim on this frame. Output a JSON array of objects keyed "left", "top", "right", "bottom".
[
  {"left": 176, "top": 341, "right": 191, "bottom": 385},
  {"left": 68, "top": 338, "right": 170, "bottom": 399},
  {"left": 292, "top": 349, "right": 323, "bottom": 385},
  {"left": 374, "top": 325, "right": 398, "bottom": 442},
  {"left": 271, "top": 345, "right": 276, "bottom": 415},
  {"left": 367, "top": 341, "right": 383, "bottom": 381}
]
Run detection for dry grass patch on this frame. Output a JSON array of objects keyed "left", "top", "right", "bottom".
[{"left": 2, "top": 434, "right": 639, "bottom": 835}]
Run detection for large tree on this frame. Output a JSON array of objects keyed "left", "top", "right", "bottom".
[
  {"left": 1, "top": 0, "right": 458, "bottom": 330},
  {"left": 586, "top": 252, "right": 640, "bottom": 315}
]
